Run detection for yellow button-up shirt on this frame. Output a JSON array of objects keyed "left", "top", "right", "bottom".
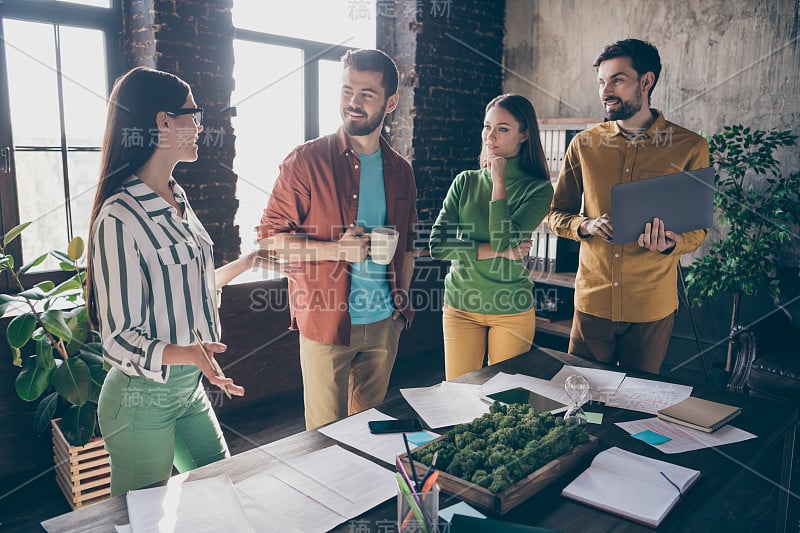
[{"left": 547, "top": 110, "right": 709, "bottom": 322}]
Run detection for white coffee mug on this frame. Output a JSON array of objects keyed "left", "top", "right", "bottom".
[{"left": 370, "top": 227, "right": 399, "bottom": 265}]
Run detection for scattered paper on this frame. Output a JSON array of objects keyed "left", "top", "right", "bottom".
[
  {"left": 318, "top": 408, "right": 438, "bottom": 464},
  {"left": 550, "top": 365, "right": 626, "bottom": 400},
  {"left": 607, "top": 377, "right": 693, "bottom": 415},
  {"left": 236, "top": 445, "right": 396, "bottom": 532},
  {"left": 615, "top": 418, "right": 756, "bottom": 453},
  {"left": 126, "top": 474, "right": 254, "bottom": 533},
  {"left": 401, "top": 382, "right": 490, "bottom": 428}
]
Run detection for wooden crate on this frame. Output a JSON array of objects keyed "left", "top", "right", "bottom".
[
  {"left": 401, "top": 435, "right": 599, "bottom": 515},
  {"left": 51, "top": 419, "right": 111, "bottom": 509}
]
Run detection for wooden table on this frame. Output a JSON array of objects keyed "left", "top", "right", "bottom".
[{"left": 42, "top": 347, "right": 797, "bottom": 532}]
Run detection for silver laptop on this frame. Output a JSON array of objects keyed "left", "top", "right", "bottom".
[{"left": 609, "top": 167, "right": 715, "bottom": 244}]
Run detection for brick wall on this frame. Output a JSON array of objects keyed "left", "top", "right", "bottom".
[
  {"left": 381, "top": 0, "right": 506, "bottom": 228},
  {"left": 122, "top": 0, "right": 239, "bottom": 265}
]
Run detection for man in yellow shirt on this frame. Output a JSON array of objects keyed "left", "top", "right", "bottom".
[{"left": 547, "top": 39, "right": 709, "bottom": 373}]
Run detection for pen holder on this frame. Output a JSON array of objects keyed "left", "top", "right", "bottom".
[{"left": 397, "top": 483, "right": 439, "bottom": 533}]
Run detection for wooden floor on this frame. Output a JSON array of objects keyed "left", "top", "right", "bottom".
[{"left": 0, "top": 345, "right": 790, "bottom": 532}]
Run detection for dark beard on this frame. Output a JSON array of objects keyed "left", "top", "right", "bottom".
[
  {"left": 342, "top": 103, "right": 387, "bottom": 136},
  {"left": 604, "top": 89, "right": 643, "bottom": 121}
]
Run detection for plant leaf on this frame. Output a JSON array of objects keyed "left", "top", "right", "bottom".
[
  {"left": 52, "top": 357, "right": 90, "bottom": 406},
  {"left": 2, "top": 221, "right": 32, "bottom": 246},
  {"left": 49, "top": 250, "right": 72, "bottom": 264},
  {"left": 36, "top": 337, "right": 55, "bottom": 369},
  {"left": 88, "top": 365, "right": 106, "bottom": 403},
  {"left": 67, "top": 237, "right": 84, "bottom": 261},
  {"left": 60, "top": 403, "right": 97, "bottom": 446},
  {"left": 40, "top": 309, "right": 73, "bottom": 343},
  {"left": 18, "top": 252, "right": 49, "bottom": 274},
  {"left": 15, "top": 355, "right": 54, "bottom": 401},
  {"left": 33, "top": 391, "right": 59, "bottom": 436},
  {"left": 7, "top": 312, "right": 36, "bottom": 349}
]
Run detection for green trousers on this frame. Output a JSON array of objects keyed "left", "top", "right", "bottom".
[{"left": 98, "top": 365, "right": 229, "bottom": 496}]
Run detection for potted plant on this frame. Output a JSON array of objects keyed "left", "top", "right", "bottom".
[
  {"left": 0, "top": 222, "right": 106, "bottom": 447},
  {"left": 685, "top": 125, "right": 800, "bottom": 373}
]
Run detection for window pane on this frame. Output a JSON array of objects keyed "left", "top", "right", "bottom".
[
  {"left": 231, "top": 42, "right": 303, "bottom": 253},
  {"left": 233, "top": 0, "right": 375, "bottom": 49},
  {"left": 56, "top": 0, "right": 111, "bottom": 7},
  {"left": 3, "top": 19, "right": 61, "bottom": 147},
  {"left": 67, "top": 151, "right": 101, "bottom": 247},
  {"left": 16, "top": 152, "right": 68, "bottom": 272},
  {"left": 319, "top": 60, "right": 342, "bottom": 136},
  {"left": 59, "top": 26, "right": 107, "bottom": 148}
]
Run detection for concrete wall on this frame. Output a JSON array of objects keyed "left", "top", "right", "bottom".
[
  {"left": 504, "top": 0, "right": 799, "bottom": 138},
  {"left": 504, "top": 0, "right": 800, "bottom": 262}
]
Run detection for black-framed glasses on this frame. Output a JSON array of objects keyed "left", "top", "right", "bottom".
[{"left": 166, "top": 107, "right": 203, "bottom": 126}]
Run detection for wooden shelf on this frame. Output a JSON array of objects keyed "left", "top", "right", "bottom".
[
  {"left": 536, "top": 317, "right": 572, "bottom": 338},
  {"left": 530, "top": 271, "right": 576, "bottom": 288}
]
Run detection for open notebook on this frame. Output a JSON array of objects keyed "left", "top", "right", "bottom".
[{"left": 561, "top": 447, "right": 700, "bottom": 528}]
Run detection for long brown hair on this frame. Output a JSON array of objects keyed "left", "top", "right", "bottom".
[
  {"left": 85, "top": 67, "right": 190, "bottom": 327},
  {"left": 479, "top": 94, "right": 549, "bottom": 180}
]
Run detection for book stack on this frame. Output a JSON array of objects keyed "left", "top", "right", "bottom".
[{"left": 656, "top": 397, "right": 742, "bottom": 433}]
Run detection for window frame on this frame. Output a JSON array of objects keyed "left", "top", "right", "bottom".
[{"left": 0, "top": 0, "right": 123, "bottom": 292}]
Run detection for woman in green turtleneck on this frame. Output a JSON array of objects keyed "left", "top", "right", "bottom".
[{"left": 430, "top": 94, "right": 554, "bottom": 380}]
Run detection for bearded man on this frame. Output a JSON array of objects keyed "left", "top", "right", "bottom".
[
  {"left": 547, "top": 39, "right": 708, "bottom": 373},
  {"left": 259, "top": 49, "right": 417, "bottom": 429}
]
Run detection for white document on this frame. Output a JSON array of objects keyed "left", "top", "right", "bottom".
[
  {"left": 479, "top": 372, "right": 573, "bottom": 405},
  {"left": 615, "top": 418, "right": 757, "bottom": 454},
  {"left": 318, "top": 408, "right": 439, "bottom": 464},
  {"left": 236, "top": 445, "right": 397, "bottom": 532},
  {"left": 607, "top": 377, "right": 693, "bottom": 414},
  {"left": 550, "top": 365, "right": 626, "bottom": 400},
  {"left": 562, "top": 447, "right": 700, "bottom": 528},
  {"left": 401, "top": 382, "right": 490, "bottom": 428},
  {"left": 126, "top": 474, "right": 255, "bottom": 533},
  {"left": 236, "top": 474, "right": 329, "bottom": 532}
]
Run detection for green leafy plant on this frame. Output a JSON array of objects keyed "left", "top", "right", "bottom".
[
  {"left": 686, "top": 125, "right": 800, "bottom": 371},
  {"left": 0, "top": 222, "right": 105, "bottom": 446},
  {"left": 412, "top": 402, "right": 589, "bottom": 493}
]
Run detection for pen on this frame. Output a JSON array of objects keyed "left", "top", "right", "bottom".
[
  {"left": 401, "top": 469, "right": 440, "bottom": 531},
  {"left": 402, "top": 433, "right": 420, "bottom": 491},
  {"left": 396, "top": 457, "right": 420, "bottom": 503},
  {"left": 192, "top": 328, "right": 232, "bottom": 399},
  {"left": 419, "top": 451, "right": 439, "bottom": 487},
  {"left": 396, "top": 473, "right": 429, "bottom": 533}
]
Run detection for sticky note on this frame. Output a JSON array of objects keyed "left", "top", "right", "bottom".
[
  {"left": 439, "top": 501, "right": 487, "bottom": 522},
  {"left": 585, "top": 412, "right": 604, "bottom": 424},
  {"left": 631, "top": 429, "right": 672, "bottom": 445},
  {"left": 406, "top": 431, "right": 438, "bottom": 447}
]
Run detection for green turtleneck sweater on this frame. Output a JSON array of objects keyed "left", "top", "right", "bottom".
[{"left": 429, "top": 157, "right": 554, "bottom": 314}]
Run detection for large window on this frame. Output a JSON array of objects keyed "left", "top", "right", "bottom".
[
  {"left": 231, "top": 0, "right": 375, "bottom": 254},
  {"left": 0, "top": 0, "right": 119, "bottom": 289}
]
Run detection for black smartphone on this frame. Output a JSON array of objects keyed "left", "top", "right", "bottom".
[
  {"left": 367, "top": 418, "right": 424, "bottom": 434},
  {"left": 486, "top": 387, "right": 567, "bottom": 414}
]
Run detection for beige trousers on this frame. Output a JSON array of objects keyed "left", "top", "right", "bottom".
[
  {"left": 299, "top": 316, "right": 403, "bottom": 430},
  {"left": 442, "top": 306, "right": 536, "bottom": 380}
]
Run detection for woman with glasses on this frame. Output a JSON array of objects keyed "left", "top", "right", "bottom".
[
  {"left": 86, "top": 67, "right": 257, "bottom": 495},
  {"left": 430, "top": 94, "right": 554, "bottom": 380}
]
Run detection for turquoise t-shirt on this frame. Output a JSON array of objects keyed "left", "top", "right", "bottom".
[{"left": 349, "top": 149, "right": 394, "bottom": 324}]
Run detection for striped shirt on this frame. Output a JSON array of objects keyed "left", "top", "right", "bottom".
[{"left": 90, "top": 175, "right": 220, "bottom": 383}]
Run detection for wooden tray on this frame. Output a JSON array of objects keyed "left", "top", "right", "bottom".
[{"left": 400, "top": 435, "right": 599, "bottom": 515}]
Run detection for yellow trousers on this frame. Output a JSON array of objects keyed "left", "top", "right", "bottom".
[{"left": 442, "top": 306, "right": 536, "bottom": 380}]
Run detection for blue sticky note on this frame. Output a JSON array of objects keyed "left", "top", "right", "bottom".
[
  {"left": 439, "top": 501, "right": 487, "bottom": 522},
  {"left": 406, "top": 431, "right": 438, "bottom": 447},
  {"left": 632, "top": 429, "right": 672, "bottom": 445}
]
